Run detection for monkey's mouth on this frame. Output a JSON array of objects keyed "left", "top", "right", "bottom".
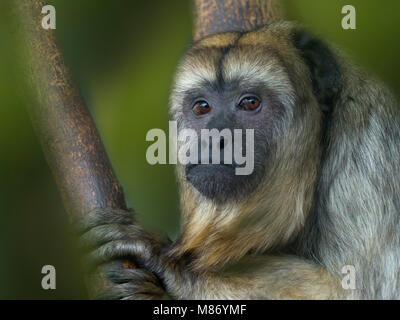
[
  {"left": 186, "top": 163, "right": 235, "bottom": 172},
  {"left": 185, "top": 163, "right": 236, "bottom": 180},
  {"left": 185, "top": 163, "right": 242, "bottom": 201}
]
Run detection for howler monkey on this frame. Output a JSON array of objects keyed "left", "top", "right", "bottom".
[{"left": 79, "top": 22, "right": 400, "bottom": 299}]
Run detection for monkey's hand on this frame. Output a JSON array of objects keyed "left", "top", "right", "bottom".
[{"left": 77, "top": 208, "right": 171, "bottom": 300}]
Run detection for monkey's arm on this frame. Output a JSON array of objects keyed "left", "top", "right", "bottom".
[
  {"left": 79, "top": 209, "right": 342, "bottom": 300},
  {"left": 214, "top": 256, "right": 343, "bottom": 300},
  {"left": 141, "top": 254, "right": 343, "bottom": 300}
]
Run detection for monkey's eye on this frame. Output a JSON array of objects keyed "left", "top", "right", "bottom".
[
  {"left": 238, "top": 96, "right": 261, "bottom": 111},
  {"left": 193, "top": 101, "right": 211, "bottom": 115}
]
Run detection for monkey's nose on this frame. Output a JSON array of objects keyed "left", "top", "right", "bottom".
[
  {"left": 219, "top": 136, "right": 225, "bottom": 150},
  {"left": 199, "top": 136, "right": 225, "bottom": 152}
]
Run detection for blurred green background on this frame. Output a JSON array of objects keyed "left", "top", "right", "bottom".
[{"left": 0, "top": 0, "right": 398, "bottom": 299}]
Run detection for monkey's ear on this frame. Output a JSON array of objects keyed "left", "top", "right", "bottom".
[{"left": 292, "top": 30, "right": 342, "bottom": 109}]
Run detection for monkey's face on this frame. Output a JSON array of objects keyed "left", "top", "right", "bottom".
[
  {"left": 170, "top": 25, "right": 324, "bottom": 206},
  {"left": 179, "top": 73, "right": 285, "bottom": 203}
]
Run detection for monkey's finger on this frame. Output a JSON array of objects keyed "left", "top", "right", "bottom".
[
  {"left": 82, "top": 239, "right": 153, "bottom": 272},
  {"left": 96, "top": 269, "right": 167, "bottom": 300},
  {"left": 74, "top": 208, "right": 136, "bottom": 234},
  {"left": 79, "top": 224, "right": 150, "bottom": 252},
  {"left": 104, "top": 265, "right": 160, "bottom": 285},
  {"left": 97, "top": 283, "right": 167, "bottom": 300}
]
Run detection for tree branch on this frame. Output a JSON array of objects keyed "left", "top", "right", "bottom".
[
  {"left": 193, "top": 0, "right": 283, "bottom": 41},
  {"left": 14, "top": 0, "right": 129, "bottom": 298}
]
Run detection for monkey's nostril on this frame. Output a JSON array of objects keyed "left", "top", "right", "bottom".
[{"left": 219, "top": 137, "right": 225, "bottom": 150}]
